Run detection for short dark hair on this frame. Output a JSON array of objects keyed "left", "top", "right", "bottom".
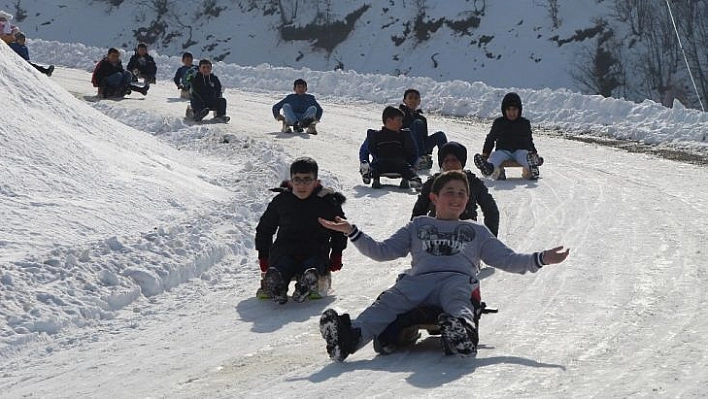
[
  {"left": 198, "top": 59, "right": 212, "bottom": 67},
  {"left": 107, "top": 47, "right": 119, "bottom": 55},
  {"left": 382, "top": 106, "right": 404, "bottom": 124},
  {"left": 431, "top": 170, "right": 469, "bottom": 195},
  {"left": 137, "top": 42, "right": 147, "bottom": 49},
  {"left": 182, "top": 52, "right": 193, "bottom": 60},
  {"left": 290, "top": 157, "right": 318, "bottom": 177},
  {"left": 403, "top": 88, "right": 420, "bottom": 99},
  {"left": 293, "top": 78, "right": 307, "bottom": 89}
]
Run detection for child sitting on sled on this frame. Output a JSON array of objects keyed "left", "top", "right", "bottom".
[
  {"left": 318, "top": 170, "right": 570, "bottom": 361},
  {"left": 474, "top": 92, "right": 543, "bottom": 180},
  {"left": 255, "top": 157, "right": 348, "bottom": 304},
  {"left": 359, "top": 106, "right": 423, "bottom": 191}
]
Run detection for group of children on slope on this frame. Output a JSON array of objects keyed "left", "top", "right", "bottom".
[
  {"left": 256, "top": 92, "right": 569, "bottom": 361},
  {"left": 2, "top": 10, "right": 55, "bottom": 77}
]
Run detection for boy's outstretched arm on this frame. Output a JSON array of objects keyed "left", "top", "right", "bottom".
[
  {"left": 318, "top": 216, "right": 353, "bottom": 235},
  {"left": 541, "top": 246, "right": 570, "bottom": 265}
]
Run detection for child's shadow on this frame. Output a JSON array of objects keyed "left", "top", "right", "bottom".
[
  {"left": 352, "top": 184, "right": 419, "bottom": 199},
  {"left": 297, "top": 336, "right": 564, "bottom": 388},
  {"left": 235, "top": 295, "right": 335, "bottom": 333},
  {"left": 166, "top": 97, "right": 188, "bottom": 103},
  {"left": 485, "top": 178, "right": 538, "bottom": 191},
  {"left": 267, "top": 131, "right": 313, "bottom": 139}
]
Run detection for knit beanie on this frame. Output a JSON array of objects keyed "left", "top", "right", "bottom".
[{"left": 438, "top": 142, "right": 467, "bottom": 168}]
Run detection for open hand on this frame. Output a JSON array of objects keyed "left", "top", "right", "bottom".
[
  {"left": 543, "top": 246, "right": 570, "bottom": 265},
  {"left": 318, "top": 216, "right": 353, "bottom": 235}
]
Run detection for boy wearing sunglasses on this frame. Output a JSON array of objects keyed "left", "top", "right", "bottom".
[{"left": 255, "top": 157, "right": 347, "bottom": 304}]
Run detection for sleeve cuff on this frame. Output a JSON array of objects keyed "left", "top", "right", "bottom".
[{"left": 347, "top": 225, "right": 362, "bottom": 242}]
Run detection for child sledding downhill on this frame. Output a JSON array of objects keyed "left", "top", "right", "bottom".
[
  {"left": 186, "top": 59, "right": 229, "bottom": 123},
  {"left": 359, "top": 106, "right": 423, "bottom": 192},
  {"left": 474, "top": 92, "right": 544, "bottom": 181},
  {"left": 399, "top": 89, "right": 448, "bottom": 170},
  {"left": 91, "top": 47, "right": 149, "bottom": 99},
  {"left": 272, "top": 79, "right": 323, "bottom": 135},
  {"left": 255, "top": 157, "right": 347, "bottom": 304},
  {"left": 126, "top": 42, "right": 157, "bottom": 85},
  {"left": 173, "top": 52, "right": 198, "bottom": 99},
  {"left": 318, "top": 170, "right": 570, "bottom": 361}
]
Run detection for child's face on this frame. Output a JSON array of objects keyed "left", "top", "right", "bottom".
[
  {"left": 294, "top": 84, "right": 307, "bottom": 94},
  {"left": 385, "top": 116, "right": 403, "bottom": 131},
  {"left": 199, "top": 63, "right": 212, "bottom": 76},
  {"left": 441, "top": 154, "right": 463, "bottom": 172},
  {"left": 430, "top": 180, "right": 469, "bottom": 220},
  {"left": 403, "top": 92, "right": 421, "bottom": 109},
  {"left": 290, "top": 173, "right": 319, "bottom": 199},
  {"left": 182, "top": 56, "right": 193, "bottom": 66},
  {"left": 107, "top": 52, "right": 120, "bottom": 63},
  {"left": 137, "top": 47, "right": 147, "bottom": 56},
  {"left": 504, "top": 106, "right": 520, "bottom": 121}
]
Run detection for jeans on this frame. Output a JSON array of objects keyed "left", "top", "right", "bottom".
[
  {"left": 409, "top": 119, "right": 448, "bottom": 155},
  {"left": 281, "top": 104, "right": 318, "bottom": 126}
]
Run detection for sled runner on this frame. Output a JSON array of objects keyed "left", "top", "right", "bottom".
[
  {"left": 255, "top": 270, "right": 331, "bottom": 300},
  {"left": 185, "top": 105, "right": 230, "bottom": 124},
  {"left": 496, "top": 155, "right": 544, "bottom": 180}
]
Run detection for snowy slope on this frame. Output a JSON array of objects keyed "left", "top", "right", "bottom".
[
  {"left": 1, "top": 0, "right": 614, "bottom": 90},
  {"left": 1, "top": 40, "right": 708, "bottom": 398}
]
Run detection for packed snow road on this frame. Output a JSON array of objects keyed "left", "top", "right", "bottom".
[{"left": 1, "top": 66, "right": 706, "bottom": 398}]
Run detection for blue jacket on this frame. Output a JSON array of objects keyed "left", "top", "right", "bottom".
[
  {"left": 173, "top": 64, "right": 197, "bottom": 87},
  {"left": 9, "top": 42, "right": 29, "bottom": 61},
  {"left": 272, "top": 93, "right": 323, "bottom": 120}
]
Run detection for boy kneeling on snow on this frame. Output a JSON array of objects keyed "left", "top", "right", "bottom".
[
  {"left": 318, "top": 170, "right": 569, "bottom": 361},
  {"left": 255, "top": 157, "right": 347, "bottom": 304}
]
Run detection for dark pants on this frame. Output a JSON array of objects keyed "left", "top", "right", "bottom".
[
  {"left": 371, "top": 158, "right": 418, "bottom": 181},
  {"left": 409, "top": 119, "right": 448, "bottom": 155},
  {"left": 30, "top": 62, "right": 52, "bottom": 76},
  {"left": 272, "top": 255, "right": 327, "bottom": 284},
  {"left": 191, "top": 97, "right": 227, "bottom": 117}
]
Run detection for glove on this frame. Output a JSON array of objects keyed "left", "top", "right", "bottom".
[
  {"left": 359, "top": 161, "right": 370, "bottom": 176},
  {"left": 329, "top": 254, "right": 343, "bottom": 272},
  {"left": 258, "top": 258, "right": 269, "bottom": 272}
]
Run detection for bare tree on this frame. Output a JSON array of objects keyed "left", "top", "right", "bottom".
[{"left": 570, "top": 22, "right": 625, "bottom": 98}]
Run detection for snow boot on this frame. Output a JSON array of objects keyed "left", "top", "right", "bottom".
[
  {"left": 527, "top": 152, "right": 541, "bottom": 180},
  {"left": 194, "top": 108, "right": 210, "bottom": 122},
  {"left": 417, "top": 154, "right": 433, "bottom": 170},
  {"left": 409, "top": 177, "right": 423, "bottom": 192},
  {"left": 438, "top": 313, "right": 478, "bottom": 356},
  {"left": 131, "top": 83, "right": 149, "bottom": 96},
  {"left": 473, "top": 154, "right": 494, "bottom": 177},
  {"left": 293, "top": 122, "right": 304, "bottom": 133},
  {"left": 399, "top": 179, "right": 410, "bottom": 189},
  {"left": 292, "top": 268, "right": 319, "bottom": 303},
  {"left": 264, "top": 267, "right": 288, "bottom": 305},
  {"left": 371, "top": 177, "right": 382, "bottom": 189},
  {"left": 306, "top": 123, "right": 318, "bottom": 135},
  {"left": 280, "top": 119, "right": 292, "bottom": 133},
  {"left": 214, "top": 115, "right": 230, "bottom": 123},
  {"left": 320, "top": 309, "right": 361, "bottom": 362},
  {"left": 46, "top": 65, "right": 55, "bottom": 77}
]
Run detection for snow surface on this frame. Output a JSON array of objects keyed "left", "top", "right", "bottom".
[{"left": 1, "top": 40, "right": 708, "bottom": 398}]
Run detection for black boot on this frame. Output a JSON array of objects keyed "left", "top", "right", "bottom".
[
  {"left": 320, "top": 309, "right": 361, "bottom": 361},
  {"left": 264, "top": 268, "right": 288, "bottom": 304},
  {"left": 438, "top": 313, "right": 478, "bottom": 356}
]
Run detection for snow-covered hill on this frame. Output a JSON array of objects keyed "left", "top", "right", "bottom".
[
  {"left": 0, "top": 1, "right": 631, "bottom": 91},
  {"left": 1, "top": 39, "right": 708, "bottom": 398}
]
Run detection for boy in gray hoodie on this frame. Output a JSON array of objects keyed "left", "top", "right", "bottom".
[{"left": 318, "top": 170, "right": 570, "bottom": 361}]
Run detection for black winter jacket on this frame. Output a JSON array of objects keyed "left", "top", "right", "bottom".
[
  {"left": 399, "top": 103, "right": 428, "bottom": 134},
  {"left": 126, "top": 52, "right": 157, "bottom": 76},
  {"left": 410, "top": 170, "right": 500, "bottom": 236},
  {"left": 360, "top": 127, "right": 418, "bottom": 166},
  {"left": 91, "top": 57, "right": 125, "bottom": 87},
  {"left": 191, "top": 72, "right": 223, "bottom": 102},
  {"left": 482, "top": 116, "right": 537, "bottom": 155},
  {"left": 255, "top": 184, "right": 347, "bottom": 266}
]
